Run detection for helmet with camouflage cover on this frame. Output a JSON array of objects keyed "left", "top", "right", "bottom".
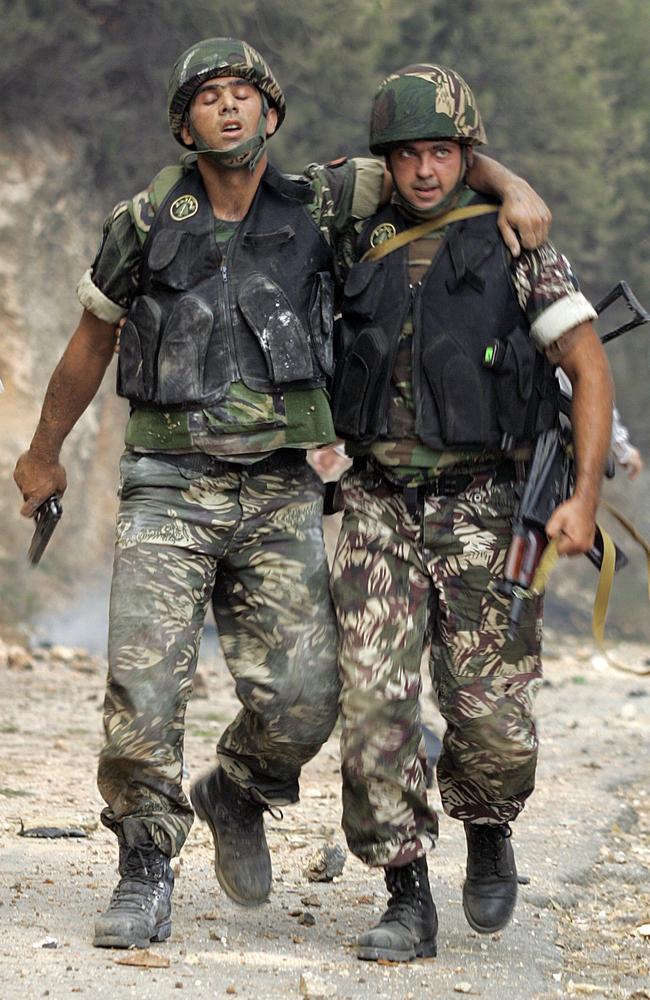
[
  {"left": 369, "top": 64, "right": 486, "bottom": 154},
  {"left": 168, "top": 37, "right": 286, "bottom": 143}
]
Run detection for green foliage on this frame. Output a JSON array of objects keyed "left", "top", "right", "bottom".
[
  {"left": 3, "top": 0, "right": 646, "bottom": 410},
  {"left": 1, "top": 0, "right": 382, "bottom": 191}
]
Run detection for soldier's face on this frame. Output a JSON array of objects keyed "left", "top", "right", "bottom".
[
  {"left": 388, "top": 139, "right": 464, "bottom": 210},
  {"left": 181, "top": 75, "right": 278, "bottom": 149}
]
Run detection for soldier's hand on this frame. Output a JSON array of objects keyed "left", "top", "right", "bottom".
[
  {"left": 545, "top": 495, "right": 596, "bottom": 557},
  {"left": 498, "top": 180, "right": 552, "bottom": 257},
  {"left": 620, "top": 446, "right": 643, "bottom": 480},
  {"left": 308, "top": 444, "right": 350, "bottom": 481},
  {"left": 114, "top": 317, "right": 126, "bottom": 355},
  {"left": 14, "top": 450, "right": 67, "bottom": 517}
]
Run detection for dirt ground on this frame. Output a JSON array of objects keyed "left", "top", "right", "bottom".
[{"left": 1, "top": 631, "right": 649, "bottom": 1000}]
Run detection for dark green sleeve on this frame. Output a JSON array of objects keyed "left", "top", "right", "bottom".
[
  {"left": 89, "top": 203, "right": 143, "bottom": 311},
  {"left": 77, "top": 201, "right": 144, "bottom": 321}
]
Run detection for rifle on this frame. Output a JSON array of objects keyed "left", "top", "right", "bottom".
[{"left": 498, "top": 282, "right": 649, "bottom": 639}]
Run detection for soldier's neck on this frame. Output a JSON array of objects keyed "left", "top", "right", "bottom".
[{"left": 197, "top": 154, "right": 268, "bottom": 222}]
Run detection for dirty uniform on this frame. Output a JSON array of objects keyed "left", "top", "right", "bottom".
[
  {"left": 329, "top": 194, "right": 597, "bottom": 867},
  {"left": 79, "top": 155, "right": 384, "bottom": 856}
]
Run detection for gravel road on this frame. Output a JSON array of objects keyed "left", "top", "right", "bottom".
[{"left": 1, "top": 633, "right": 648, "bottom": 1000}]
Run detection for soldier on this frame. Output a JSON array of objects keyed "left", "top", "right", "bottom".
[
  {"left": 13, "top": 40, "right": 550, "bottom": 949},
  {"left": 329, "top": 65, "right": 613, "bottom": 962}
]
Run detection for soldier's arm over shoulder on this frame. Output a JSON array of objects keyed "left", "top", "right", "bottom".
[{"left": 303, "top": 157, "right": 385, "bottom": 239}]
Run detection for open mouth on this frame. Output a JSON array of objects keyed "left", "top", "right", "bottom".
[{"left": 221, "top": 121, "right": 243, "bottom": 136}]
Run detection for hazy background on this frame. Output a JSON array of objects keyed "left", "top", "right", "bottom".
[{"left": 1, "top": 0, "right": 648, "bottom": 644}]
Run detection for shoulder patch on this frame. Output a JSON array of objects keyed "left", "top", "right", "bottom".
[
  {"left": 128, "top": 163, "right": 186, "bottom": 244},
  {"left": 111, "top": 201, "right": 129, "bottom": 222},
  {"left": 326, "top": 156, "right": 348, "bottom": 168},
  {"left": 130, "top": 188, "right": 156, "bottom": 237}
]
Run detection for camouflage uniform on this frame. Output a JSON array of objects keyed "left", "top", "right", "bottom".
[
  {"left": 78, "top": 59, "right": 385, "bottom": 854},
  {"left": 99, "top": 451, "right": 338, "bottom": 855},
  {"left": 331, "top": 66, "right": 597, "bottom": 869},
  {"left": 331, "top": 463, "right": 543, "bottom": 867}
]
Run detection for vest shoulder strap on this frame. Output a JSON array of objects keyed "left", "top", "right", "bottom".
[
  {"left": 129, "top": 164, "right": 188, "bottom": 246},
  {"left": 361, "top": 203, "right": 498, "bottom": 263}
]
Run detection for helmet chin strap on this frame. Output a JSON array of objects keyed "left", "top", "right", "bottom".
[
  {"left": 392, "top": 146, "right": 468, "bottom": 221},
  {"left": 188, "top": 97, "right": 270, "bottom": 173}
]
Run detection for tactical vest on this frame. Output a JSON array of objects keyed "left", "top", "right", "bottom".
[
  {"left": 331, "top": 198, "right": 559, "bottom": 448},
  {"left": 117, "top": 164, "right": 335, "bottom": 409}
]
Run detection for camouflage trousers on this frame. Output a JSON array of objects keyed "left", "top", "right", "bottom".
[
  {"left": 98, "top": 450, "right": 339, "bottom": 857},
  {"left": 331, "top": 463, "right": 543, "bottom": 868}
]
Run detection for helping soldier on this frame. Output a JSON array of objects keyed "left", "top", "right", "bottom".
[
  {"left": 14, "top": 40, "right": 553, "bottom": 949},
  {"left": 329, "top": 65, "right": 613, "bottom": 962}
]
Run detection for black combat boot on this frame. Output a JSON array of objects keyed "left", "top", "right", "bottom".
[
  {"left": 93, "top": 817, "right": 174, "bottom": 948},
  {"left": 357, "top": 856, "right": 438, "bottom": 962},
  {"left": 462, "top": 822, "right": 518, "bottom": 934},
  {"left": 190, "top": 766, "right": 272, "bottom": 906}
]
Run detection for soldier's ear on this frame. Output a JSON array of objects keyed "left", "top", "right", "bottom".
[
  {"left": 265, "top": 107, "right": 278, "bottom": 138},
  {"left": 465, "top": 147, "right": 475, "bottom": 170},
  {"left": 180, "top": 116, "right": 194, "bottom": 148}
]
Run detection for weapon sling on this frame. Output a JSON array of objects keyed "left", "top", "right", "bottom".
[{"left": 360, "top": 204, "right": 498, "bottom": 262}]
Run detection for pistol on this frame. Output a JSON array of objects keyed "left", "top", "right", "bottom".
[{"left": 27, "top": 496, "right": 63, "bottom": 566}]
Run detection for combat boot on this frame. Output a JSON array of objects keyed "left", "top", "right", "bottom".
[
  {"left": 462, "top": 822, "right": 518, "bottom": 933},
  {"left": 357, "top": 856, "right": 438, "bottom": 962},
  {"left": 190, "top": 766, "right": 272, "bottom": 906},
  {"left": 93, "top": 817, "right": 174, "bottom": 948}
]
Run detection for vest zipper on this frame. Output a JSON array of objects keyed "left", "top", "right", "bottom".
[{"left": 215, "top": 237, "right": 238, "bottom": 381}]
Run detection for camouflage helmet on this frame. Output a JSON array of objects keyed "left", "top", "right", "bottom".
[
  {"left": 369, "top": 64, "right": 487, "bottom": 154},
  {"left": 168, "top": 37, "right": 286, "bottom": 144}
]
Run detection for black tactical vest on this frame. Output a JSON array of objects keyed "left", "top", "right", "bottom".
[
  {"left": 117, "top": 164, "right": 335, "bottom": 409},
  {"left": 331, "top": 198, "right": 559, "bottom": 448}
]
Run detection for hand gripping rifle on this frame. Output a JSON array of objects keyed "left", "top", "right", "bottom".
[{"left": 497, "top": 282, "right": 649, "bottom": 640}]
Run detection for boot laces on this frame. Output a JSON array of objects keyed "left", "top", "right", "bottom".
[
  {"left": 381, "top": 864, "right": 425, "bottom": 927},
  {"left": 110, "top": 844, "right": 168, "bottom": 910},
  {"left": 470, "top": 823, "right": 511, "bottom": 877},
  {"left": 249, "top": 785, "right": 284, "bottom": 822}
]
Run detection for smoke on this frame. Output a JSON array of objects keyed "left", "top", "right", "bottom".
[{"left": 31, "top": 581, "right": 111, "bottom": 655}]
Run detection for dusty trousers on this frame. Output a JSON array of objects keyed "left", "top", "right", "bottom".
[
  {"left": 98, "top": 451, "right": 340, "bottom": 857},
  {"left": 331, "top": 463, "right": 543, "bottom": 868}
]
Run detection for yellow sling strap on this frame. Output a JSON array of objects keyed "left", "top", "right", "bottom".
[
  {"left": 530, "top": 508, "right": 650, "bottom": 676},
  {"left": 360, "top": 204, "right": 499, "bottom": 263}
]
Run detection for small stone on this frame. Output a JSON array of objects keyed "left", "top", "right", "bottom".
[
  {"left": 226, "top": 987, "right": 237, "bottom": 996},
  {"left": 298, "top": 911, "right": 316, "bottom": 926},
  {"left": 7, "top": 645, "right": 34, "bottom": 671},
  {"left": 50, "top": 645, "right": 76, "bottom": 662},
  {"left": 299, "top": 972, "right": 335, "bottom": 998},
  {"left": 33, "top": 937, "right": 58, "bottom": 949},
  {"left": 453, "top": 984, "right": 472, "bottom": 995},
  {"left": 304, "top": 844, "right": 346, "bottom": 882}
]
